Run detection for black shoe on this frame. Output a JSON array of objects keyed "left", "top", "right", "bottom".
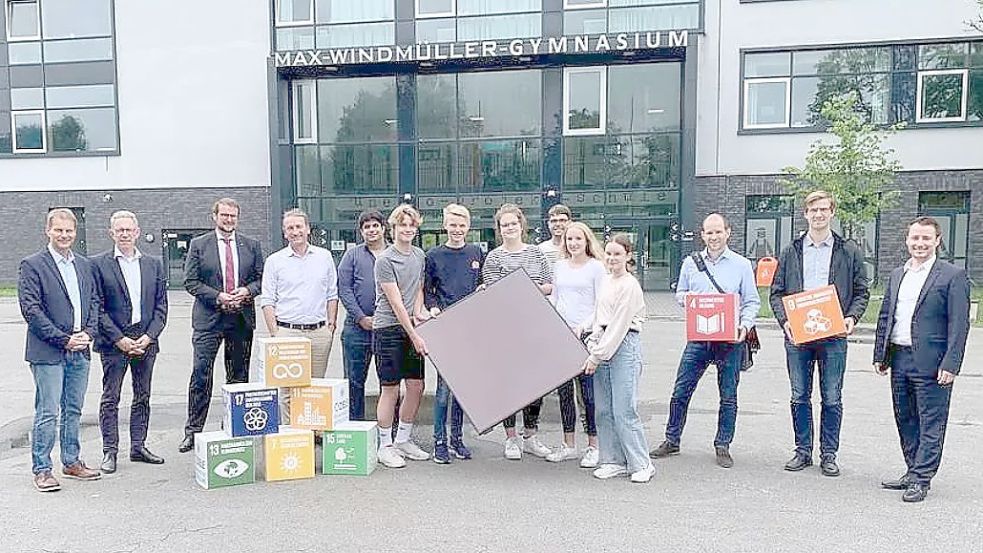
[
  {"left": 100, "top": 452, "right": 117, "bottom": 474},
  {"left": 649, "top": 441, "right": 680, "bottom": 459},
  {"left": 902, "top": 482, "right": 929, "bottom": 503},
  {"left": 881, "top": 474, "right": 913, "bottom": 490},
  {"left": 715, "top": 446, "right": 733, "bottom": 469},
  {"left": 131, "top": 446, "right": 165, "bottom": 464},
  {"left": 820, "top": 456, "right": 840, "bottom": 477},
  {"left": 178, "top": 435, "right": 194, "bottom": 453},
  {"left": 784, "top": 452, "right": 813, "bottom": 472}
]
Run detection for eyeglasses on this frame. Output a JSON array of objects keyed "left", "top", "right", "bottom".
[{"left": 499, "top": 221, "right": 521, "bottom": 228}]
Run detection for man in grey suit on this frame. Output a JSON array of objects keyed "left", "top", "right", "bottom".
[
  {"left": 178, "top": 198, "right": 264, "bottom": 453},
  {"left": 873, "top": 216, "right": 971, "bottom": 503},
  {"left": 92, "top": 211, "right": 169, "bottom": 473}
]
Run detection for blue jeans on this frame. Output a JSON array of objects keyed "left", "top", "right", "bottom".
[
  {"left": 341, "top": 320, "right": 373, "bottom": 421},
  {"left": 784, "top": 336, "right": 847, "bottom": 458},
  {"left": 30, "top": 351, "right": 91, "bottom": 474},
  {"left": 433, "top": 375, "right": 464, "bottom": 445},
  {"left": 594, "top": 332, "right": 650, "bottom": 473},
  {"left": 665, "top": 340, "right": 743, "bottom": 448}
]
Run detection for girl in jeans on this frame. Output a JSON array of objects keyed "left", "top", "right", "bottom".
[
  {"left": 481, "top": 203, "right": 554, "bottom": 460},
  {"left": 547, "top": 222, "right": 604, "bottom": 468},
  {"left": 583, "top": 234, "right": 654, "bottom": 483}
]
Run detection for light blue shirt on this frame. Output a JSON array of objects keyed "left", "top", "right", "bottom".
[
  {"left": 802, "top": 232, "right": 834, "bottom": 290},
  {"left": 115, "top": 246, "right": 142, "bottom": 325},
  {"left": 48, "top": 244, "right": 82, "bottom": 331},
  {"left": 675, "top": 247, "right": 761, "bottom": 330},
  {"left": 260, "top": 244, "right": 338, "bottom": 325}
]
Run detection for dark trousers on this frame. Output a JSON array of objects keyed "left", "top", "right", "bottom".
[
  {"left": 184, "top": 315, "right": 252, "bottom": 435},
  {"left": 558, "top": 374, "right": 597, "bottom": 436},
  {"left": 890, "top": 347, "right": 953, "bottom": 485},
  {"left": 99, "top": 349, "right": 157, "bottom": 454},
  {"left": 341, "top": 320, "right": 373, "bottom": 420},
  {"left": 503, "top": 399, "right": 543, "bottom": 431},
  {"left": 784, "top": 336, "right": 847, "bottom": 458},
  {"left": 665, "top": 341, "right": 743, "bottom": 447}
]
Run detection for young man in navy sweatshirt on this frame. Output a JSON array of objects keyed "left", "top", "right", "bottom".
[{"left": 424, "top": 203, "right": 485, "bottom": 463}]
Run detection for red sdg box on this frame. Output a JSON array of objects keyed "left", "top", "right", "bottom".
[{"left": 685, "top": 293, "right": 739, "bottom": 342}]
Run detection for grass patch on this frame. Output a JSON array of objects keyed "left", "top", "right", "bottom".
[{"left": 0, "top": 286, "right": 17, "bottom": 298}]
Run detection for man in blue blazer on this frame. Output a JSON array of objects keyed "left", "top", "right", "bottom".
[
  {"left": 179, "top": 198, "right": 264, "bottom": 453},
  {"left": 873, "top": 216, "right": 971, "bottom": 503},
  {"left": 92, "top": 211, "right": 169, "bottom": 473},
  {"left": 18, "top": 208, "right": 103, "bottom": 492}
]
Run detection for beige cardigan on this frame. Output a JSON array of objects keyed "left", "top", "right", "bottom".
[{"left": 587, "top": 273, "right": 646, "bottom": 365}]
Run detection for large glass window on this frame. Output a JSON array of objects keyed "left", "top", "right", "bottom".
[
  {"left": 8, "top": 41, "right": 42, "bottom": 64},
  {"left": 745, "top": 195, "right": 794, "bottom": 264},
  {"left": 10, "top": 87, "right": 44, "bottom": 110},
  {"left": 417, "top": 0, "right": 455, "bottom": 18},
  {"left": 458, "top": 139, "right": 541, "bottom": 192},
  {"left": 919, "top": 191, "right": 970, "bottom": 269},
  {"left": 743, "top": 78, "right": 790, "bottom": 129},
  {"left": 458, "top": 70, "right": 542, "bottom": 138},
  {"left": 418, "top": 143, "right": 457, "bottom": 193},
  {"left": 607, "top": 4, "right": 699, "bottom": 32},
  {"left": 40, "top": 0, "right": 112, "bottom": 39},
  {"left": 276, "top": 27, "right": 315, "bottom": 50},
  {"left": 6, "top": 0, "right": 40, "bottom": 41},
  {"left": 564, "top": 67, "right": 606, "bottom": 136},
  {"left": 47, "top": 108, "right": 117, "bottom": 151},
  {"left": 316, "top": 77, "right": 397, "bottom": 143},
  {"left": 564, "top": 9, "right": 606, "bottom": 34},
  {"left": 13, "top": 110, "right": 46, "bottom": 152},
  {"left": 607, "top": 63, "right": 681, "bottom": 133},
  {"left": 316, "top": 22, "right": 393, "bottom": 48},
  {"left": 316, "top": 0, "right": 393, "bottom": 23},
  {"left": 43, "top": 37, "right": 113, "bottom": 62},
  {"left": 45, "top": 84, "right": 115, "bottom": 109},
  {"left": 292, "top": 80, "right": 317, "bottom": 143},
  {"left": 457, "top": 13, "right": 540, "bottom": 41},
  {"left": 417, "top": 74, "right": 458, "bottom": 140},
  {"left": 917, "top": 70, "right": 968, "bottom": 122},
  {"left": 321, "top": 144, "right": 398, "bottom": 195},
  {"left": 458, "top": 0, "right": 540, "bottom": 16},
  {"left": 564, "top": 133, "right": 679, "bottom": 190},
  {"left": 276, "top": 0, "right": 314, "bottom": 25}
]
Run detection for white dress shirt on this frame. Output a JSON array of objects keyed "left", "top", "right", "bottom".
[
  {"left": 216, "top": 230, "right": 240, "bottom": 290},
  {"left": 890, "top": 256, "right": 937, "bottom": 347},
  {"left": 48, "top": 244, "right": 82, "bottom": 331},
  {"left": 115, "top": 246, "right": 143, "bottom": 325},
  {"left": 260, "top": 244, "right": 338, "bottom": 324}
]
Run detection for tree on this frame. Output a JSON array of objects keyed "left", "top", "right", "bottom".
[
  {"left": 969, "top": 0, "right": 983, "bottom": 33},
  {"left": 50, "top": 115, "right": 87, "bottom": 151},
  {"left": 778, "top": 92, "right": 904, "bottom": 241}
]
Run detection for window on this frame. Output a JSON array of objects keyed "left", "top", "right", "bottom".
[
  {"left": 10, "top": 87, "right": 44, "bottom": 110},
  {"left": 316, "top": 0, "right": 393, "bottom": 23},
  {"left": 565, "top": 0, "right": 606, "bottom": 8},
  {"left": 40, "top": 0, "right": 112, "bottom": 39},
  {"left": 276, "top": 27, "right": 315, "bottom": 50},
  {"left": 8, "top": 41, "right": 42, "bottom": 64},
  {"left": 458, "top": 0, "right": 540, "bottom": 16},
  {"left": 458, "top": 139, "right": 541, "bottom": 192},
  {"left": 564, "top": 9, "right": 607, "bottom": 34},
  {"left": 919, "top": 191, "right": 969, "bottom": 269},
  {"left": 563, "top": 133, "right": 679, "bottom": 190},
  {"left": 6, "top": 0, "right": 40, "bottom": 41},
  {"left": 917, "top": 70, "right": 968, "bottom": 122},
  {"left": 276, "top": 0, "right": 314, "bottom": 26},
  {"left": 45, "top": 84, "right": 115, "bottom": 109},
  {"left": 564, "top": 67, "right": 606, "bottom": 136},
  {"left": 745, "top": 195, "right": 794, "bottom": 263},
  {"left": 416, "top": 0, "right": 455, "bottom": 18},
  {"left": 416, "top": 18, "right": 456, "bottom": 43},
  {"left": 607, "top": 63, "right": 681, "bottom": 133},
  {"left": 48, "top": 108, "right": 117, "bottom": 151},
  {"left": 607, "top": 4, "right": 699, "bottom": 32},
  {"left": 743, "top": 78, "right": 790, "bottom": 129},
  {"left": 417, "top": 74, "right": 458, "bottom": 140},
  {"left": 316, "top": 22, "right": 393, "bottom": 48},
  {"left": 12, "top": 110, "right": 46, "bottom": 152},
  {"left": 316, "top": 76, "right": 397, "bottom": 143},
  {"left": 43, "top": 37, "right": 114, "bottom": 63},
  {"left": 457, "top": 13, "right": 540, "bottom": 41},
  {"left": 459, "top": 70, "right": 542, "bottom": 138},
  {"left": 292, "top": 80, "right": 317, "bottom": 143}
]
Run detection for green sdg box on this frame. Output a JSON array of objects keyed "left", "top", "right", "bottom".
[
  {"left": 321, "top": 421, "right": 378, "bottom": 476},
  {"left": 194, "top": 431, "right": 256, "bottom": 490}
]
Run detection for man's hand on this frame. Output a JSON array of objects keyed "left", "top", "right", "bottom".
[
  {"left": 429, "top": 307, "right": 441, "bottom": 318},
  {"left": 217, "top": 292, "right": 236, "bottom": 306},
  {"left": 783, "top": 321, "right": 794, "bottom": 341},
  {"left": 843, "top": 316, "right": 856, "bottom": 335},
  {"left": 583, "top": 359, "right": 598, "bottom": 376},
  {"left": 873, "top": 362, "right": 889, "bottom": 376},
  {"left": 67, "top": 332, "right": 91, "bottom": 352},
  {"left": 410, "top": 332, "right": 428, "bottom": 356},
  {"left": 735, "top": 326, "right": 748, "bottom": 343},
  {"left": 134, "top": 335, "right": 152, "bottom": 350},
  {"left": 938, "top": 370, "right": 956, "bottom": 386},
  {"left": 115, "top": 336, "right": 138, "bottom": 354},
  {"left": 358, "top": 316, "right": 373, "bottom": 331}
]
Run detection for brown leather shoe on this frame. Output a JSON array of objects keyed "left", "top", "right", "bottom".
[
  {"left": 33, "top": 471, "right": 61, "bottom": 492},
  {"left": 62, "top": 462, "right": 102, "bottom": 481}
]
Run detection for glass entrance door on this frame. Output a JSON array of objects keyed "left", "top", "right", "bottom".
[
  {"left": 605, "top": 218, "right": 678, "bottom": 291},
  {"left": 162, "top": 229, "right": 211, "bottom": 288}
]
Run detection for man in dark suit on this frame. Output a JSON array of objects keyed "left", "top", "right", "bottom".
[
  {"left": 18, "top": 208, "right": 103, "bottom": 492},
  {"left": 873, "top": 216, "right": 970, "bottom": 503},
  {"left": 92, "top": 211, "right": 169, "bottom": 473},
  {"left": 179, "top": 198, "right": 264, "bottom": 452}
]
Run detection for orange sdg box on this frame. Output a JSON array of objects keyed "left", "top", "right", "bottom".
[
  {"left": 685, "top": 293, "right": 739, "bottom": 342},
  {"left": 782, "top": 285, "right": 847, "bottom": 345},
  {"left": 288, "top": 378, "right": 350, "bottom": 431}
]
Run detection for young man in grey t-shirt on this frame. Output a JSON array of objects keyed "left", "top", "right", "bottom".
[{"left": 373, "top": 204, "right": 431, "bottom": 469}]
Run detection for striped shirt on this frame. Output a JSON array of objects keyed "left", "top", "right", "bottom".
[{"left": 482, "top": 244, "right": 553, "bottom": 286}]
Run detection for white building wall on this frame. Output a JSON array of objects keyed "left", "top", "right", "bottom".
[
  {"left": 0, "top": 0, "right": 272, "bottom": 192},
  {"left": 697, "top": 0, "right": 983, "bottom": 177}
]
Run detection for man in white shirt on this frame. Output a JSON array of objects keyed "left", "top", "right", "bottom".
[
  {"left": 873, "top": 216, "right": 970, "bottom": 503},
  {"left": 539, "top": 204, "right": 571, "bottom": 267}
]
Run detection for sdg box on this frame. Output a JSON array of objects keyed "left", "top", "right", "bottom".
[
  {"left": 321, "top": 421, "right": 378, "bottom": 476},
  {"left": 254, "top": 336, "right": 312, "bottom": 388},
  {"left": 289, "top": 378, "right": 350, "bottom": 430},
  {"left": 262, "top": 426, "right": 315, "bottom": 482},
  {"left": 223, "top": 383, "right": 279, "bottom": 437},
  {"left": 194, "top": 431, "right": 256, "bottom": 490}
]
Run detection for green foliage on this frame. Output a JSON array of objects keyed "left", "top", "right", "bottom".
[
  {"left": 778, "top": 92, "right": 904, "bottom": 240},
  {"left": 969, "top": 1, "right": 983, "bottom": 33}
]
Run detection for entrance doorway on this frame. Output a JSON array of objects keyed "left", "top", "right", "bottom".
[
  {"left": 161, "top": 229, "right": 211, "bottom": 289},
  {"left": 605, "top": 218, "right": 679, "bottom": 291}
]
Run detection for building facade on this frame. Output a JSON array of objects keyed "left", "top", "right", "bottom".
[{"left": 1, "top": 0, "right": 980, "bottom": 289}]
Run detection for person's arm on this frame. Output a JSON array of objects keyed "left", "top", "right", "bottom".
[
  {"left": 939, "top": 268, "right": 971, "bottom": 377},
  {"left": 18, "top": 259, "right": 72, "bottom": 349},
  {"left": 844, "top": 244, "right": 870, "bottom": 325},
  {"left": 325, "top": 252, "right": 339, "bottom": 330},
  {"left": 674, "top": 256, "right": 694, "bottom": 306},
  {"left": 481, "top": 251, "right": 500, "bottom": 287},
  {"left": 93, "top": 261, "right": 125, "bottom": 346},
  {"left": 262, "top": 305, "right": 278, "bottom": 336},
  {"left": 537, "top": 248, "right": 554, "bottom": 296},
  {"left": 184, "top": 239, "right": 222, "bottom": 305},
  {"left": 80, "top": 261, "right": 100, "bottom": 342},
  {"left": 146, "top": 259, "right": 169, "bottom": 341},
  {"left": 769, "top": 245, "right": 791, "bottom": 327},
  {"left": 587, "top": 279, "right": 642, "bottom": 366},
  {"left": 259, "top": 256, "right": 279, "bottom": 335},
  {"left": 578, "top": 261, "right": 606, "bottom": 334},
  {"left": 336, "top": 249, "right": 367, "bottom": 321},
  {"left": 423, "top": 252, "right": 439, "bottom": 310},
  {"left": 739, "top": 258, "right": 761, "bottom": 330}
]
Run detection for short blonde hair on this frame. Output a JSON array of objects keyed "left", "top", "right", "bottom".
[
  {"left": 388, "top": 204, "right": 423, "bottom": 228},
  {"left": 804, "top": 190, "right": 836, "bottom": 211},
  {"left": 47, "top": 208, "right": 77, "bottom": 230},
  {"left": 110, "top": 210, "right": 139, "bottom": 228},
  {"left": 562, "top": 222, "right": 603, "bottom": 260},
  {"left": 442, "top": 203, "right": 470, "bottom": 223},
  {"left": 493, "top": 203, "right": 527, "bottom": 243}
]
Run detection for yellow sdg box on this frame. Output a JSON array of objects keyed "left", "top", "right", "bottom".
[
  {"left": 289, "top": 378, "right": 350, "bottom": 431},
  {"left": 255, "top": 337, "right": 312, "bottom": 388},
  {"left": 262, "top": 427, "right": 315, "bottom": 482}
]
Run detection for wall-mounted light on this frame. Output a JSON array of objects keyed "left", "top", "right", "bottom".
[
  {"left": 384, "top": 119, "right": 398, "bottom": 126},
  {"left": 144, "top": 233, "right": 155, "bottom": 243},
  {"left": 647, "top": 109, "right": 665, "bottom": 114},
  {"left": 102, "top": 193, "right": 113, "bottom": 203}
]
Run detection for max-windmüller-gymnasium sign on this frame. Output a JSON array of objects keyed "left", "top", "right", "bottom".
[{"left": 274, "top": 30, "right": 689, "bottom": 68}]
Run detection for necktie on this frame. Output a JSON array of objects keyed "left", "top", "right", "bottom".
[{"left": 223, "top": 238, "right": 235, "bottom": 293}]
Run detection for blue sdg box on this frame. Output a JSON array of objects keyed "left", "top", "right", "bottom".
[{"left": 223, "top": 383, "right": 280, "bottom": 437}]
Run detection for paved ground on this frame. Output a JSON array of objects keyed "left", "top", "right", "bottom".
[{"left": 0, "top": 292, "right": 981, "bottom": 553}]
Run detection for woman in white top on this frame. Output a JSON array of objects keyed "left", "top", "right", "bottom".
[
  {"left": 481, "top": 203, "right": 554, "bottom": 461},
  {"left": 583, "top": 234, "right": 655, "bottom": 483},
  {"left": 547, "top": 222, "right": 605, "bottom": 468}
]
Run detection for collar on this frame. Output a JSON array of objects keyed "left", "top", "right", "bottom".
[
  {"left": 904, "top": 255, "right": 937, "bottom": 274},
  {"left": 804, "top": 232, "right": 834, "bottom": 248},
  {"left": 48, "top": 243, "right": 75, "bottom": 264},
  {"left": 701, "top": 247, "right": 733, "bottom": 263},
  {"left": 216, "top": 230, "right": 237, "bottom": 243},
  {"left": 114, "top": 246, "right": 142, "bottom": 260},
  {"left": 287, "top": 244, "right": 312, "bottom": 258}
]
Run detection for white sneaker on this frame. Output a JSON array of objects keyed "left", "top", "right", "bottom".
[
  {"left": 504, "top": 436, "right": 522, "bottom": 460},
  {"left": 630, "top": 463, "right": 656, "bottom": 483},
  {"left": 395, "top": 440, "right": 430, "bottom": 461},
  {"left": 580, "top": 445, "right": 600, "bottom": 468},
  {"left": 546, "top": 445, "right": 579, "bottom": 463},
  {"left": 378, "top": 445, "right": 407, "bottom": 468},
  {"left": 592, "top": 464, "right": 628, "bottom": 480},
  {"left": 523, "top": 435, "right": 551, "bottom": 458}
]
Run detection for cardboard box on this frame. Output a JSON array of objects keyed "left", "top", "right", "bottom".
[
  {"left": 288, "top": 378, "right": 350, "bottom": 430},
  {"left": 255, "top": 337, "right": 312, "bottom": 388},
  {"left": 321, "top": 421, "right": 378, "bottom": 476},
  {"left": 262, "top": 427, "right": 315, "bottom": 482},
  {"left": 685, "top": 293, "right": 739, "bottom": 342},
  {"left": 782, "top": 285, "right": 847, "bottom": 344},
  {"left": 223, "top": 383, "right": 280, "bottom": 437},
  {"left": 194, "top": 431, "right": 256, "bottom": 489}
]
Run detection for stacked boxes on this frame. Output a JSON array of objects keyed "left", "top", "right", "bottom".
[
  {"left": 289, "top": 378, "right": 350, "bottom": 430},
  {"left": 223, "top": 383, "right": 280, "bottom": 437},
  {"left": 194, "top": 432, "right": 256, "bottom": 489},
  {"left": 255, "top": 337, "right": 313, "bottom": 388},
  {"left": 262, "top": 427, "right": 315, "bottom": 482},
  {"left": 321, "top": 421, "right": 378, "bottom": 476}
]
